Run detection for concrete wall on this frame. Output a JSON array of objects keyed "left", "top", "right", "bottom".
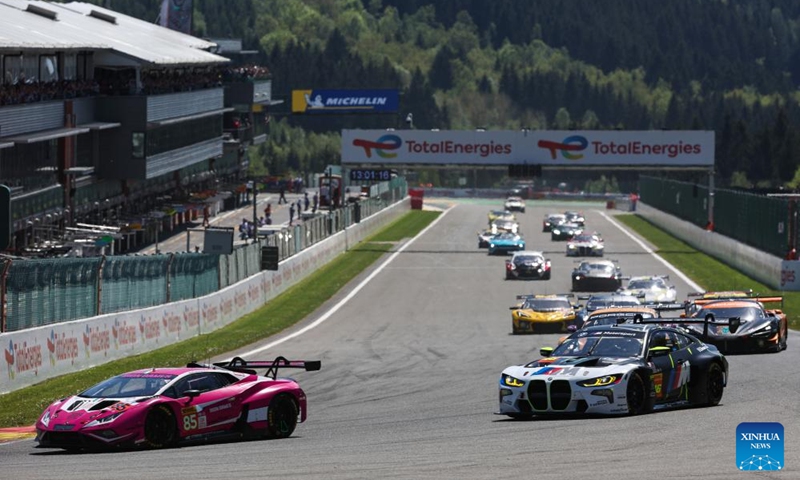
[
  {"left": 0, "top": 198, "right": 410, "bottom": 394},
  {"left": 636, "top": 202, "right": 782, "bottom": 289}
]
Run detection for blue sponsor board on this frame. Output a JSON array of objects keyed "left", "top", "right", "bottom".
[
  {"left": 292, "top": 89, "right": 399, "bottom": 114},
  {"left": 736, "top": 422, "right": 784, "bottom": 472}
]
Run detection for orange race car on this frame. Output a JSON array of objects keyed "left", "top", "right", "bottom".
[{"left": 683, "top": 294, "right": 788, "bottom": 353}]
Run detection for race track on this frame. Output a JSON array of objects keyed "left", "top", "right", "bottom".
[{"left": 3, "top": 201, "right": 798, "bottom": 480}]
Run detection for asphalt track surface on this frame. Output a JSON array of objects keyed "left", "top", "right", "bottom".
[{"left": 3, "top": 201, "right": 798, "bottom": 480}]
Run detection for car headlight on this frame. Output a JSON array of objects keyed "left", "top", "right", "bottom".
[
  {"left": 553, "top": 229, "right": 561, "bottom": 235},
  {"left": 751, "top": 323, "right": 775, "bottom": 335},
  {"left": 568, "top": 244, "right": 576, "bottom": 249},
  {"left": 40, "top": 409, "right": 52, "bottom": 427},
  {"left": 517, "top": 311, "right": 531, "bottom": 318},
  {"left": 502, "top": 374, "right": 525, "bottom": 388},
  {"left": 489, "top": 243, "right": 495, "bottom": 248},
  {"left": 578, "top": 375, "right": 623, "bottom": 387},
  {"left": 84, "top": 412, "right": 124, "bottom": 428}
]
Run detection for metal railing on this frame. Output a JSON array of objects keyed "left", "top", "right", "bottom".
[{"left": 0, "top": 178, "right": 408, "bottom": 332}]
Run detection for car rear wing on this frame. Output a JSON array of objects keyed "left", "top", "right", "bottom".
[
  {"left": 686, "top": 289, "right": 753, "bottom": 298},
  {"left": 643, "top": 302, "right": 685, "bottom": 311},
  {"left": 631, "top": 313, "right": 742, "bottom": 340},
  {"left": 516, "top": 293, "right": 574, "bottom": 300},
  {"left": 212, "top": 356, "right": 322, "bottom": 379},
  {"left": 688, "top": 295, "right": 784, "bottom": 308}
]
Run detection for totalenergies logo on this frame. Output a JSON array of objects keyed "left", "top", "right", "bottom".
[
  {"left": 538, "top": 135, "right": 588, "bottom": 160},
  {"left": 352, "top": 134, "right": 402, "bottom": 158}
]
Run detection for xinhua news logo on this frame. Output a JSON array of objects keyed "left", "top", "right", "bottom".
[{"left": 736, "top": 422, "right": 784, "bottom": 472}]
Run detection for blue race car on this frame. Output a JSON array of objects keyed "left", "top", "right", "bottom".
[{"left": 489, "top": 232, "right": 526, "bottom": 255}]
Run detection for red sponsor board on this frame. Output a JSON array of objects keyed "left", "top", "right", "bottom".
[
  {"left": 140, "top": 315, "right": 161, "bottom": 342},
  {"left": 162, "top": 310, "right": 182, "bottom": 335},
  {"left": 203, "top": 302, "right": 219, "bottom": 325},
  {"left": 183, "top": 305, "right": 200, "bottom": 329},
  {"left": 235, "top": 290, "right": 247, "bottom": 309},
  {"left": 114, "top": 321, "right": 137, "bottom": 347}
]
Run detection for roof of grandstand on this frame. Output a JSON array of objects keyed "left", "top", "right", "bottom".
[{"left": 0, "top": 0, "right": 228, "bottom": 66}]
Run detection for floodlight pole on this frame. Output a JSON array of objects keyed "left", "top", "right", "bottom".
[
  {"left": 707, "top": 168, "right": 715, "bottom": 231},
  {"left": 253, "top": 180, "right": 258, "bottom": 244}
]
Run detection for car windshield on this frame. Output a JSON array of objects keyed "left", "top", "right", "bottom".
[
  {"left": 523, "top": 298, "right": 572, "bottom": 310},
  {"left": 628, "top": 278, "right": 665, "bottom": 289},
  {"left": 80, "top": 372, "right": 176, "bottom": 398},
  {"left": 572, "top": 235, "right": 597, "bottom": 243},
  {"left": 552, "top": 331, "right": 645, "bottom": 357},
  {"left": 695, "top": 305, "right": 763, "bottom": 320},
  {"left": 515, "top": 255, "right": 542, "bottom": 263},
  {"left": 496, "top": 233, "right": 517, "bottom": 240},
  {"left": 582, "top": 263, "right": 614, "bottom": 274}
]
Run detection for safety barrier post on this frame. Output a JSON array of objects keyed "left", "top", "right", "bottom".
[
  {"left": 96, "top": 256, "right": 106, "bottom": 316},
  {"left": 166, "top": 253, "right": 175, "bottom": 303},
  {"left": 0, "top": 259, "right": 11, "bottom": 332}
]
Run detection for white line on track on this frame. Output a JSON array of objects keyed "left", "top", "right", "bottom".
[
  {"left": 236, "top": 206, "right": 455, "bottom": 358},
  {"left": 598, "top": 210, "right": 703, "bottom": 292}
]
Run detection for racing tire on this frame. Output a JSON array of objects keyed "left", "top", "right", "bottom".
[
  {"left": 543, "top": 272, "right": 551, "bottom": 280},
  {"left": 143, "top": 405, "right": 177, "bottom": 449},
  {"left": 626, "top": 373, "right": 647, "bottom": 415},
  {"left": 781, "top": 323, "right": 788, "bottom": 351},
  {"left": 699, "top": 362, "right": 725, "bottom": 407},
  {"left": 266, "top": 394, "right": 298, "bottom": 439}
]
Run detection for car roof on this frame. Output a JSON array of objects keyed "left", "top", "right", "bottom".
[
  {"left": 512, "top": 250, "right": 543, "bottom": 256},
  {"left": 125, "top": 367, "right": 212, "bottom": 376},
  {"left": 588, "top": 306, "right": 657, "bottom": 316},
  {"left": 579, "top": 259, "right": 615, "bottom": 266},
  {"left": 578, "top": 324, "right": 653, "bottom": 334}
]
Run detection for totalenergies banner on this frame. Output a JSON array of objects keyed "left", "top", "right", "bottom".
[{"left": 341, "top": 130, "right": 715, "bottom": 166}]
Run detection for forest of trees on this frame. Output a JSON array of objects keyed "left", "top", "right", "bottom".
[{"left": 85, "top": 0, "right": 800, "bottom": 189}]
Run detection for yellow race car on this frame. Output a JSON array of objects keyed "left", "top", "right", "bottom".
[
  {"left": 488, "top": 210, "right": 516, "bottom": 224},
  {"left": 510, "top": 294, "right": 578, "bottom": 334}
]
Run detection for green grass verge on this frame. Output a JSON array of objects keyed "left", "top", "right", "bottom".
[
  {"left": 616, "top": 214, "right": 799, "bottom": 330},
  {"left": 0, "top": 209, "right": 441, "bottom": 428}
]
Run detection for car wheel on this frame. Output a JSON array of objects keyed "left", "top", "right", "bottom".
[
  {"left": 702, "top": 363, "right": 725, "bottom": 407},
  {"left": 543, "top": 272, "right": 551, "bottom": 280},
  {"left": 143, "top": 404, "right": 177, "bottom": 448},
  {"left": 626, "top": 373, "right": 646, "bottom": 415},
  {"left": 266, "top": 394, "right": 298, "bottom": 439},
  {"left": 781, "top": 322, "right": 788, "bottom": 350}
]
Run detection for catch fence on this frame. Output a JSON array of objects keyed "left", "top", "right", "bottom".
[{"left": 1, "top": 178, "right": 407, "bottom": 332}]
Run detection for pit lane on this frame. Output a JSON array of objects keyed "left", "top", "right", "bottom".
[{"left": 3, "top": 201, "right": 798, "bottom": 479}]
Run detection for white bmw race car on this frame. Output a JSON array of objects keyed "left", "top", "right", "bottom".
[
  {"left": 617, "top": 275, "right": 677, "bottom": 303},
  {"left": 498, "top": 322, "right": 729, "bottom": 417}
]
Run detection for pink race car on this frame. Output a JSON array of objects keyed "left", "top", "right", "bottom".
[{"left": 35, "top": 356, "right": 320, "bottom": 451}]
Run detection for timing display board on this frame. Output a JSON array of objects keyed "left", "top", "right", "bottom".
[
  {"left": 349, "top": 168, "right": 393, "bottom": 182},
  {"left": 341, "top": 130, "right": 714, "bottom": 166}
]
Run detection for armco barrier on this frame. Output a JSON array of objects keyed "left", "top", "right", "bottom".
[
  {"left": 0, "top": 197, "right": 410, "bottom": 394},
  {"left": 636, "top": 202, "right": 782, "bottom": 289}
]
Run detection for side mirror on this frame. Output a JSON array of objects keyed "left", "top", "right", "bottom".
[
  {"left": 539, "top": 347, "right": 554, "bottom": 357},
  {"left": 183, "top": 389, "right": 201, "bottom": 403},
  {"left": 679, "top": 313, "right": 686, "bottom": 318},
  {"left": 648, "top": 346, "right": 671, "bottom": 358}
]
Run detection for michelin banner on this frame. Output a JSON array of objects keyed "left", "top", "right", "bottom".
[{"left": 292, "top": 89, "right": 399, "bottom": 114}]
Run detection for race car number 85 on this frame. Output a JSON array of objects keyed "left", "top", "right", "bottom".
[{"left": 184, "top": 414, "right": 198, "bottom": 430}]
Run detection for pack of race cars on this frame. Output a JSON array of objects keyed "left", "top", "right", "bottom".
[{"left": 485, "top": 202, "right": 790, "bottom": 420}]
